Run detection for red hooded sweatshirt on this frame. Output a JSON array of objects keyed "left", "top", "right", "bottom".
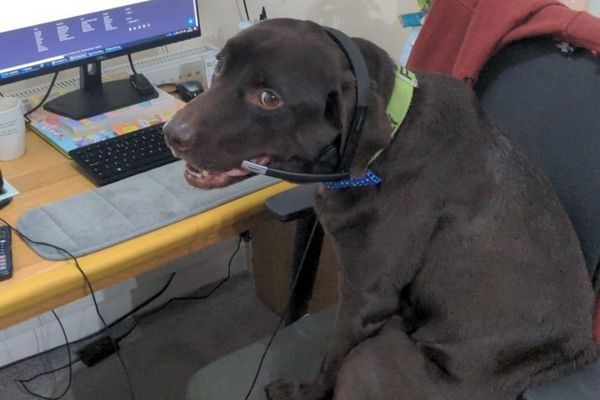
[{"left": 406, "top": 0, "right": 600, "bottom": 86}]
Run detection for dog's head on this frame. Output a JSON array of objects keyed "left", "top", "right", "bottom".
[{"left": 164, "top": 18, "right": 392, "bottom": 189}]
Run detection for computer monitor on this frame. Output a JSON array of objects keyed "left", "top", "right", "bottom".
[{"left": 0, "top": 0, "right": 201, "bottom": 120}]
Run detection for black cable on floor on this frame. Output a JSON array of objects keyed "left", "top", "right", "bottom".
[
  {"left": 5, "top": 224, "right": 244, "bottom": 398},
  {"left": 0, "top": 218, "right": 136, "bottom": 400},
  {"left": 0, "top": 272, "right": 176, "bottom": 374},
  {"left": 15, "top": 310, "right": 73, "bottom": 400},
  {"left": 122, "top": 234, "right": 243, "bottom": 332},
  {"left": 12, "top": 269, "right": 179, "bottom": 392}
]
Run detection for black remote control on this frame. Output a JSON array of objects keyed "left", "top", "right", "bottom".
[{"left": 0, "top": 226, "right": 13, "bottom": 281}]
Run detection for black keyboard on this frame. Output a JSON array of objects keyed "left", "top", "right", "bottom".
[{"left": 69, "top": 123, "right": 179, "bottom": 186}]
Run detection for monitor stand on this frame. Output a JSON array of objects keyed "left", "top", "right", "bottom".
[{"left": 43, "top": 61, "right": 158, "bottom": 120}]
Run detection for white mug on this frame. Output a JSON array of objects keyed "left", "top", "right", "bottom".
[{"left": 0, "top": 97, "right": 26, "bottom": 161}]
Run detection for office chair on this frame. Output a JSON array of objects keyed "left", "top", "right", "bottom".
[
  {"left": 472, "top": 35, "right": 600, "bottom": 400},
  {"left": 185, "top": 36, "right": 600, "bottom": 399}
]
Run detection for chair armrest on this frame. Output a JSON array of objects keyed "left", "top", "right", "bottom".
[
  {"left": 264, "top": 184, "right": 317, "bottom": 222},
  {"left": 523, "top": 358, "right": 600, "bottom": 400}
]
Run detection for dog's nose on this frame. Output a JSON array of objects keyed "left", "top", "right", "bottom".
[{"left": 163, "top": 119, "right": 194, "bottom": 154}]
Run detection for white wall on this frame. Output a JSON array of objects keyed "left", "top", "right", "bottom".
[{"left": 195, "top": 0, "right": 418, "bottom": 59}]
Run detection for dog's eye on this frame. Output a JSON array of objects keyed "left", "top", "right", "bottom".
[{"left": 259, "top": 90, "right": 281, "bottom": 108}]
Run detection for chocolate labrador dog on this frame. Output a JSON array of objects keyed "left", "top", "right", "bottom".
[{"left": 164, "top": 18, "right": 598, "bottom": 400}]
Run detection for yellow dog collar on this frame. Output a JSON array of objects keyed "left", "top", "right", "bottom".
[
  {"left": 326, "top": 66, "right": 417, "bottom": 190},
  {"left": 368, "top": 66, "right": 418, "bottom": 165}
]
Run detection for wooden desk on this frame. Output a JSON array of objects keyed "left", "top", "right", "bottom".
[{"left": 0, "top": 129, "right": 294, "bottom": 330}]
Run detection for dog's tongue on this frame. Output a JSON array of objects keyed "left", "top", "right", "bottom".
[
  {"left": 183, "top": 156, "right": 271, "bottom": 189},
  {"left": 225, "top": 167, "right": 250, "bottom": 177},
  {"left": 184, "top": 164, "right": 244, "bottom": 188}
]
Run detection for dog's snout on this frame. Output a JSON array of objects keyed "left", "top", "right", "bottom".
[{"left": 163, "top": 119, "right": 194, "bottom": 154}]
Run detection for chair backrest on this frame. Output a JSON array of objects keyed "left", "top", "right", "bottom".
[{"left": 473, "top": 37, "right": 600, "bottom": 292}]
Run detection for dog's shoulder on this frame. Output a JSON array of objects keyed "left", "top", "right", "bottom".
[
  {"left": 412, "top": 70, "right": 480, "bottom": 110},
  {"left": 398, "top": 70, "right": 492, "bottom": 146}
]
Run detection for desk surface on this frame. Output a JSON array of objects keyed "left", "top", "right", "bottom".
[{"left": 0, "top": 130, "right": 294, "bottom": 330}]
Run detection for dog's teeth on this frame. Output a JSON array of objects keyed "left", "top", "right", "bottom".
[{"left": 201, "top": 170, "right": 210, "bottom": 177}]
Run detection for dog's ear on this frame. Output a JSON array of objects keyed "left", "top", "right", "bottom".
[
  {"left": 324, "top": 72, "right": 390, "bottom": 178},
  {"left": 324, "top": 70, "right": 355, "bottom": 141},
  {"left": 323, "top": 47, "right": 395, "bottom": 178},
  {"left": 349, "top": 82, "right": 393, "bottom": 178}
]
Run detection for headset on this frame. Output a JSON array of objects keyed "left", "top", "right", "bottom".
[{"left": 241, "top": 26, "right": 371, "bottom": 183}]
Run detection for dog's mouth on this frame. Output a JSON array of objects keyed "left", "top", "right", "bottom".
[{"left": 183, "top": 155, "right": 271, "bottom": 189}]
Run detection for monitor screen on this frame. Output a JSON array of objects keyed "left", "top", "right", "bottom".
[{"left": 0, "top": 0, "right": 201, "bottom": 119}]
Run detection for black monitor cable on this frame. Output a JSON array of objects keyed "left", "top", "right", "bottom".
[
  {"left": 0, "top": 71, "right": 58, "bottom": 119},
  {"left": 241, "top": 0, "right": 251, "bottom": 21},
  {"left": 243, "top": 194, "right": 329, "bottom": 400},
  {"left": 23, "top": 72, "right": 59, "bottom": 121},
  {"left": 0, "top": 217, "right": 137, "bottom": 400},
  {"left": 238, "top": 1, "right": 267, "bottom": 22},
  {"left": 7, "top": 52, "right": 142, "bottom": 123},
  {"left": 127, "top": 53, "right": 139, "bottom": 76}
]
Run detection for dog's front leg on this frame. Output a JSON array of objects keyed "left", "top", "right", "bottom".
[
  {"left": 265, "top": 260, "right": 404, "bottom": 400},
  {"left": 265, "top": 291, "right": 374, "bottom": 400},
  {"left": 263, "top": 301, "right": 356, "bottom": 399},
  {"left": 265, "top": 195, "right": 437, "bottom": 399},
  {"left": 313, "top": 277, "right": 400, "bottom": 397}
]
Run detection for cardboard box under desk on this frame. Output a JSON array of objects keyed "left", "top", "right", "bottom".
[{"left": 251, "top": 218, "right": 338, "bottom": 316}]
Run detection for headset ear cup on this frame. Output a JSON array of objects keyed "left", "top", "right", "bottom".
[{"left": 312, "top": 144, "right": 340, "bottom": 174}]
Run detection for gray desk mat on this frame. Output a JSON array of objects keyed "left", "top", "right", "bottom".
[{"left": 17, "top": 161, "right": 279, "bottom": 260}]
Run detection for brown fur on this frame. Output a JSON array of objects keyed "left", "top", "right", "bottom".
[{"left": 164, "top": 18, "right": 597, "bottom": 400}]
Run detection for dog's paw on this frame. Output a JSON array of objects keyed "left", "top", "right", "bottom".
[{"left": 264, "top": 381, "right": 321, "bottom": 400}]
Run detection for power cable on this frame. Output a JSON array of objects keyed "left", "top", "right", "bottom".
[
  {"left": 0, "top": 217, "right": 137, "bottom": 400},
  {"left": 2, "top": 218, "right": 244, "bottom": 399},
  {"left": 24, "top": 72, "right": 59, "bottom": 120},
  {"left": 243, "top": 198, "right": 328, "bottom": 400}
]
